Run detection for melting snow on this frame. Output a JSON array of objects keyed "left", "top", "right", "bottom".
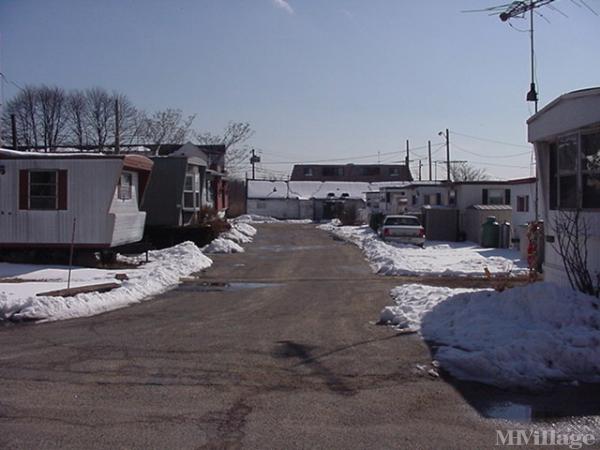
[
  {"left": 0, "top": 241, "right": 212, "bottom": 322},
  {"left": 381, "top": 283, "right": 600, "bottom": 389},
  {"left": 319, "top": 224, "right": 526, "bottom": 276}
]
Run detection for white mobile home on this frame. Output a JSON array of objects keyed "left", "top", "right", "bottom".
[
  {"left": 0, "top": 149, "right": 153, "bottom": 250},
  {"left": 247, "top": 180, "right": 395, "bottom": 221},
  {"left": 528, "top": 87, "right": 600, "bottom": 287}
]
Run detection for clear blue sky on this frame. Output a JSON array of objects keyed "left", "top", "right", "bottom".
[{"left": 1, "top": 0, "right": 599, "bottom": 179}]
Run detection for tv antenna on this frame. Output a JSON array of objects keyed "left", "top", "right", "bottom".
[{"left": 464, "top": 0, "right": 559, "bottom": 113}]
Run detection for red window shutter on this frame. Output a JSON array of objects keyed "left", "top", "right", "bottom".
[
  {"left": 19, "top": 170, "right": 29, "bottom": 210},
  {"left": 58, "top": 170, "right": 68, "bottom": 210}
]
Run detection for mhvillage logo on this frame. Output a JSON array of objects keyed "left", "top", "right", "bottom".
[{"left": 496, "top": 429, "right": 596, "bottom": 449}]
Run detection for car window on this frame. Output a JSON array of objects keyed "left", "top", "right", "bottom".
[{"left": 384, "top": 217, "right": 420, "bottom": 226}]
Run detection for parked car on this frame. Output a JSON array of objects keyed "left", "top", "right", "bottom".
[{"left": 379, "top": 215, "right": 425, "bottom": 247}]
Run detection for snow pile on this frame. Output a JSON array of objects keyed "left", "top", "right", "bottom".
[
  {"left": 321, "top": 225, "right": 526, "bottom": 276},
  {"left": 203, "top": 237, "right": 244, "bottom": 254},
  {"left": 0, "top": 241, "right": 212, "bottom": 322},
  {"left": 380, "top": 284, "right": 480, "bottom": 329},
  {"left": 233, "top": 214, "right": 312, "bottom": 224},
  {"left": 202, "top": 222, "right": 257, "bottom": 253},
  {"left": 221, "top": 227, "right": 252, "bottom": 244},
  {"left": 381, "top": 282, "right": 600, "bottom": 389},
  {"left": 233, "top": 222, "right": 257, "bottom": 237},
  {"left": 234, "top": 214, "right": 280, "bottom": 223}
]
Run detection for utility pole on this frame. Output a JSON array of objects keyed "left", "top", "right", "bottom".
[
  {"left": 405, "top": 140, "right": 410, "bottom": 168},
  {"left": 114, "top": 98, "right": 120, "bottom": 154},
  {"left": 250, "top": 148, "right": 260, "bottom": 180},
  {"left": 439, "top": 129, "right": 450, "bottom": 181},
  {"left": 11, "top": 114, "right": 17, "bottom": 149},
  {"left": 418, "top": 160, "right": 422, "bottom": 181},
  {"left": 428, "top": 140, "right": 432, "bottom": 181}
]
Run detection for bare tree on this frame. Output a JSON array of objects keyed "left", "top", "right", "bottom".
[
  {"left": 66, "top": 90, "right": 88, "bottom": 147},
  {"left": 553, "top": 209, "right": 599, "bottom": 297},
  {"left": 113, "top": 93, "right": 143, "bottom": 146},
  {"left": 141, "top": 109, "right": 196, "bottom": 154},
  {"left": 1, "top": 86, "right": 38, "bottom": 148},
  {"left": 450, "top": 162, "right": 489, "bottom": 182},
  {"left": 196, "top": 121, "right": 254, "bottom": 176},
  {"left": 38, "top": 85, "right": 67, "bottom": 149},
  {"left": 1, "top": 85, "right": 68, "bottom": 150},
  {"left": 85, "top": 87, "right": 114, "bottom": 150}
]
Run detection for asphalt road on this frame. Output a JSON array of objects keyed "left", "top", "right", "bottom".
[{"left": 0, "top": 224, "right": 547, "bottom": 449}]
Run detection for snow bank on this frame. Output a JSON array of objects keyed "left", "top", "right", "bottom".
[
  {"left": 202, "top": 237, "right": 244, "bottom": 254},
  {"left": 233, "top": 214, "right": 312, "bottom": 224},
  {"left": 221, "top": 227, "right": 252, "bottom": 244},
  {"left": 0, "top": 241, "right": 212, "bottom": 322},
  {"left": 321, "top": 225, "right": 526, "bottom": 276},
  {"left": 382, "top": 283, "right": 600, "bottom": 389},
  {"left": 233, "top": 222, "right": 257, "bottom": 237},
  {"left": 234, "top": 214, "right": 280, "bottom": 223},
  {"left": 380, "top": 284, "right": 481, "bottom": 329}
]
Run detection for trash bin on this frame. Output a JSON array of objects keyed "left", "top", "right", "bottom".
[
  {"left": 499, "top": 221, "right": 511, "bottom": 249},
  {"left": 481, "top": 216, "right": 500, "bottom": 248},
  {"left": 519, "top": 223, "right": 529, "bottom": 258}
]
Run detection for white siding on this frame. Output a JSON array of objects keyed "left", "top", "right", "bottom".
[
  {"left": 510, "top": 182, "right": 536, "bottom": 227},
  {"left": 0, "top": 159, "right": 145, "bottom": 247},
  {"left": 247, "top": 198, "right": 312, "bottom": 219}
]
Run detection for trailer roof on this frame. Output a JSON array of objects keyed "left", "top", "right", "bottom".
[{"left": 0, "top": 149, "right": 153, "bottom": 171}]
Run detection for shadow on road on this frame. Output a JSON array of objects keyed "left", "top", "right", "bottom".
[{"left": 274, "top": 340, "right": 355, "bottom": 396}]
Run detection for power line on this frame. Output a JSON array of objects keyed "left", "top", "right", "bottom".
[
  {"left": 450, "top": 130, "right": 531, "bottom": 148},
  {"left": 0, "top": 72, "right": 24, "bottom": 91},
  {"left": 452, "top": 142, "right": 532, "bottom": 159},
  {"left": 469, "top": 160, "right": 530, "bottom": 169}
]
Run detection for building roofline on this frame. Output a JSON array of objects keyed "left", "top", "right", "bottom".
[{"left": 527, "top": 87, "right": 600, "bottom": 124}]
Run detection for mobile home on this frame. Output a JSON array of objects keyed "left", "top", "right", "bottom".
[
  {"left": 0, "top": 149, "right": 153, "bottom": 250},
  {"left": 528, "top": 87, "right": 600, "bottom": 287}
]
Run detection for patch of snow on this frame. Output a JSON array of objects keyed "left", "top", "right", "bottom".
[
  {"left": 234, "top": 214, "right": 280, "bottom": 223},
  {"left": 380, "top": 284, "right": 480, "bottom": 329},
  {"left": 322, "top": 225, "right": 526, "bottom": 276},
  {"left": 0, "top": 241, "right": 212, "bottom": 322},
  {"left": 233, "top": 222, "right": 257, "bottom": 237},
  {"left": 202, "top": 237, "right": 244, "bottom": 254},
  {"left": 382, "top": 282, "right": 600, "bottom": 389},
  {"left": 233, "top": 214, "right": 312, "bottom": 224},
  {"left": 221, "top": 227, "right": 252, "bottom": 244}
]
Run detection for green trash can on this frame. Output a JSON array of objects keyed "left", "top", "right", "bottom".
[{"left": 481, "top": 216, "right": 500, "bottom": 248}]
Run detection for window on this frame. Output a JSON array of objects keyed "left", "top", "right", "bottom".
[
  {"left": 361, "top": 166, "right": 380, "bottom": 176},
  {"left": 118, "top": 172, "right": 133, "bottom": 200},
  {"left": 390, "top": 167, "right": 400, "bottom": 177},
  {"left": 581, "top": 132, "right": 600, "bottom": 208},
  {"left": 558, "top": 135, "right": 578, "bottom": 208},
  {"left": 517, "top": 195, "right": 529, "bottom": 212},
  {"left": 322, "top": 166, "right": 343, "bottom": 177},
  {"left": 487, "top": 189, "right": 505, "bottom": 205},
  {"left": 303, "top": 167, "right": 313, "bottom": 177},
  {"left": 29, "top": 170, "right": 57, "bottom": 209},
  {"left": 183, "top": 169, "right": 200, "bottom": 209},
  {"left": 549, "top": 131, "right": 600, "bottom": 210},
  {"left": 384, "top": 216, "right": 420, "bottom": 226}
]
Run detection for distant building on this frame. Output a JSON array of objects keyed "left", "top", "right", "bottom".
[
  {"left": 246, "top": 180, "right": 399, "bottom": 221},
  {"left": 290, "top": 164, "right": 413, "bottom": 182}
]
